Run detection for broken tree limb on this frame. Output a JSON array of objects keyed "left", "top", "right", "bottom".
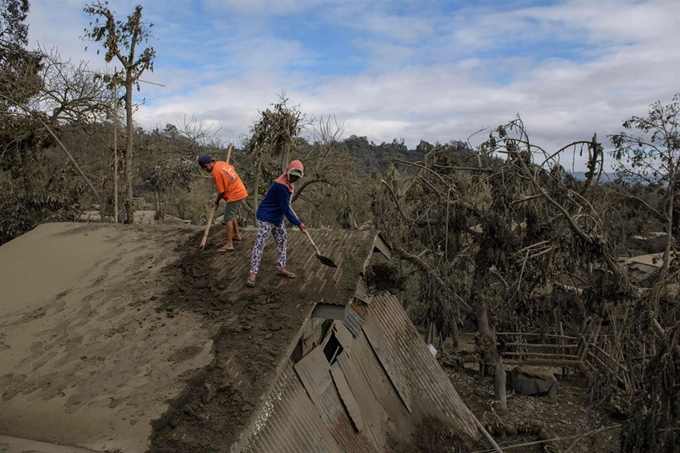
[
  {"left": 471, "top": 424, "right": 620, "bottom": 453},
  {"left": 652, "top": 318, "right": 680, "bottom": 355},
  {"left": 472, "top": 416, "right": 504, "bottom": 453}
]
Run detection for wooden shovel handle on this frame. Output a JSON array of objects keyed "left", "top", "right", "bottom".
[
  {"left": 289, "top": 206, "right": 319, "bottom": 254},
  {"left": 225, "top": 143, "right": 233, "bottom": 164},
  {"left": 199, "top": 204, "right": 217, "bottom": 250},
  {"left": 303, "top": 229, "right": 322, "bottom": 255}
]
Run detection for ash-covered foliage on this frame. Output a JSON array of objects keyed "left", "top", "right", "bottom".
[{"left": 373, "top": 111, "right": 680, "bottom": 451}]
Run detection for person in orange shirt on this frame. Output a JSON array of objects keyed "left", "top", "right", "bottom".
[{"left": 198, "top": 153, "right": 248, "bottom": 253}]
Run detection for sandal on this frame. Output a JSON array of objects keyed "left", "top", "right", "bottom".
[
  {"left": 233, "top": 236, "right": 242, "bottom": 242},
  {"left": 246, "top": 275, "right": 256, "bottom": 287},
  {"left": 276, "top": 269, "right": 296, "bottom": 279},
  {"left": 217, "top": 246, "right": 235, "bottom": 253}
]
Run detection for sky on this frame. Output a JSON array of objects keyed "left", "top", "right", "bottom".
[{"left": 28, "top": 0, "right": 680, "bottom": 170}]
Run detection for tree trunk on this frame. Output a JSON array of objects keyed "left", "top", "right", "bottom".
[
  {"left": 154, "top": 189, "right": 164, "bottom": 223},
  {"left": 20, "top": 150, "right": 34, "bottom": 195},
  {"left": 661, "top": 187, "right": 674, "bottom": 278},
  {"left": 493, "top": 358, "right": 507, "bottom": 412},
  {"left": 124, "top": 78, "right": 134, "bottom": 224},
  {"left": 113, "top": 93, "right": 118, "bottom": 224},
  {"left": 472, "top": 261, "right": 507, "bottom": 409}
]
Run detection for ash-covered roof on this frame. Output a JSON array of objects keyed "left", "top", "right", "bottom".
[
  {"left": 0, "top": 222, "right": 385, "bottom": 453},
  {"left": 210, "top": 227, "right": 383, "bottom": 306}
]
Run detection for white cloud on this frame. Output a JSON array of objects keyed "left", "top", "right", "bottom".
[{"left": 25, "top": 0, "right": 680, "bottom": 170}]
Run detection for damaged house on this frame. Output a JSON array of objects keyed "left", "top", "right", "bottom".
[{"left": 0, "top": 223, "right": 489, "bottom": 452}]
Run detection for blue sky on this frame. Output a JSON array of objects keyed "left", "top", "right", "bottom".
[{"left": 28, "top": 0, "right": 680, "bottom": 170}]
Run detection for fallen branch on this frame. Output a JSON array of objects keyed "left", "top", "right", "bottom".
[{"left": 471, "top": 424, "right": 620, "bottom": 453}]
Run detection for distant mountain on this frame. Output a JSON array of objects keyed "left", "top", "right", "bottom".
[{"left": 568, "top": 171, "right": 614, "bottom": 182}]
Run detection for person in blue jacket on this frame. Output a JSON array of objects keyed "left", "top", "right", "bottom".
[{"left": 247, "top": 160, "right": 307, "bottom": 287}]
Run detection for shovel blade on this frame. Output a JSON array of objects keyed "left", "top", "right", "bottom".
[{"left": 317, "top": 254, "right": 337, "bottom": 268}]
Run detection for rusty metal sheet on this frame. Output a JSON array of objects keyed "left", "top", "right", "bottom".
[
  {"left": 294, "top": 346, "right": 332, "bottom": 402},
  {"left": 239, "top": 360, "right": 342, "bottom": 453},
  {"left": 315, "top": 377, "right": 379, "bottom": 453},
  {"left": 330, "top": 363, "right": 364, "bottom": 433},
  {"left": 360, "top": 293, "right": 481, "bottom": 440}
]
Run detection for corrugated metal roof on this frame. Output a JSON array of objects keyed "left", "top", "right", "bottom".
[
  {"left": 339, "top": 323, "right": 399, "bottom": 406},
  {"left": 343, "top": 308, "right": 363, "bottom": 337},
  {"left": 357, "top": 293, "right": 481, "bottom": 440},
  {"left": 315, "top": 379, "right": 379, "bottom": 453},
  {"left": 336, "top": 351, "right": 387, "bottom": 450},
  {"left": 330, "top": 363, "right": 365, "bottom": 432},
  {"left": 334, "top": 321, "right": 355, "bottom": 351},
  {"left": 293, "top": 342, "right": 381, "bottom": 453},
  {"left": 361, "top": 313, "right": 413, "bottom": 413},
  {"left": 238, "top": 360, "right": 342, "bottom": 453},
  {"left": 237, "top": 295, "right": 482, "bottom": 452},
  {"left": 294, "top": 346, "right": 332, "bottom": 402}
]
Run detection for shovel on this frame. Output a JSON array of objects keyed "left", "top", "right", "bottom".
[
  {"left": 303, "top": 229, "right": 337, "bottom": 268},
  {"left": 291, "top": 207, "right": 337, "bottom": 267}
]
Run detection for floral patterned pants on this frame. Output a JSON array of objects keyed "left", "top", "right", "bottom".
[{"left": 249, "top": 221, "right": 287, "bottom": 274}]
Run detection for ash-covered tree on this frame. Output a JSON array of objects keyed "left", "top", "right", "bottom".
[
  {"left": 243, "top": 94, "right": 306, "bottom": 218},
  {"left": 0, "top": 0, "right": 43, "bottom": 191},
  {"left": 612, "top": 96, "right": 680, "bottom": 453},
  {"left": 83, "top": 1, "right": 156, "bottom": 223},
  {"left": 243, "top": 96, "right": 363, "bottom": 228},
  {"left": 375, "top": 118, "right": 629, "bottom": 412},
  {"left": 0, "top": 0, "right": 84, "bottom": 243},
  {"left": 610, "top": 94, "right": 680, "bottom": 278},
  {"left": 0, "top": 0, "right": 41, "bottom": 104},
  {"left": 138, "top": 120, "right": 229, "bottom": 223}
]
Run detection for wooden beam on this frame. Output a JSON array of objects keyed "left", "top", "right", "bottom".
[
  {"left": 503, "top": 352, "right": 579, "bottom": 359},
  {"left": 504, "top": 343, "right": 578, "bottom": 349},
  {"left": 497, "top": 332, "right": 577, "bottom": 340},
  {"left": 503, "top": 359, "right": 584, "bottom": 367}
]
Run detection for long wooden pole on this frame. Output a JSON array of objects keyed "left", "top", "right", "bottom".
[
  {"left": 225, "top": 143, "right": 232, "bottom": 163},
  {"left": 199, "top": 206, "right": 216, "bottom": 250}
]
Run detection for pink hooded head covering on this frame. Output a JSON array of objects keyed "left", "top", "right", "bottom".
[{"left": 274, "top": 160, "right": 304, "bottom": 193}]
